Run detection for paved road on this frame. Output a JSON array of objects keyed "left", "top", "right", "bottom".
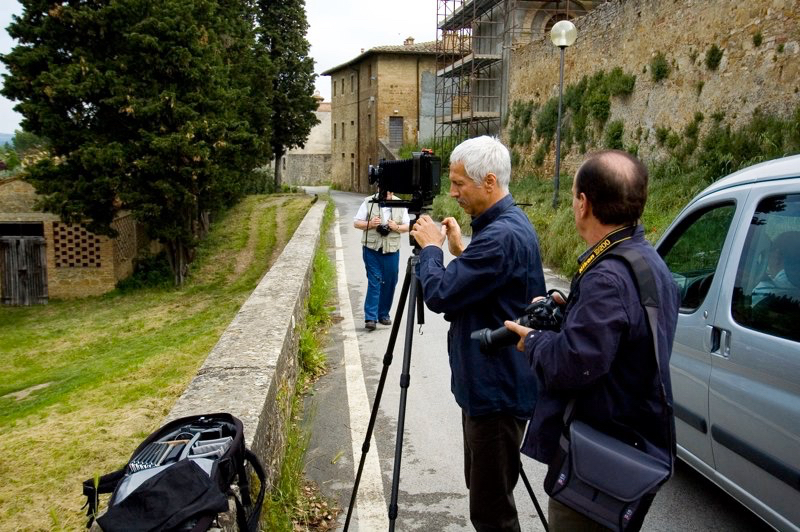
[{"left": 302, "top": 187, "right": 771, "bottom": 531}]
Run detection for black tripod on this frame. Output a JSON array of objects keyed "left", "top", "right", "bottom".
[
  {"left": 344, "top": 242, "right": 425, "bottom": 531},
  {"left": 343, "top": 238, "right": 549, "bottom": 531}
]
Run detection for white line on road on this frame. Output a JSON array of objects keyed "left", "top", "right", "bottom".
[{"left": 333, "top": 209, "right": 389, "bottom": 530}]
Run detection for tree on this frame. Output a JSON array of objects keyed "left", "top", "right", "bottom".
[
  {"left": 257, "top": 0, "right": 319, "bottom": 189},
  {"left": 2, "top": 0, "right": 272, "bottom": 285}
]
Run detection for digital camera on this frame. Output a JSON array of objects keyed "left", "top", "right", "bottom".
[{"left": 470, "top": 289, "right": 566, "bottom": 354}]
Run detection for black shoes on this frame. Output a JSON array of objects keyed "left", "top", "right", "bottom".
[
  {"left": 379, "top": 318, "right": 392, "bottom": 326},
  {"left": 365, "top": 320, "right": 376, "bottom": 331}
]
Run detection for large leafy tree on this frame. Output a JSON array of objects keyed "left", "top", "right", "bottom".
[
  {"left": 2, "top": 0, "right": 273, "bottom": 284},
  {"left": 257, "top": 0, "right": 318, "bottom": 189}
]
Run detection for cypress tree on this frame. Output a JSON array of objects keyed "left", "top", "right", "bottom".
[
  {"left": 256, "top": 0, "right": 318, "bottom": 189},
  {"left": 2, "top": 0, "right": 269, "bottom": 284}
]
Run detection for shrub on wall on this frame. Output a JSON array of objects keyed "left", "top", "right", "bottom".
[
  {"left": 604, "top": 120, "right": 625, "bottom": 150},
  {"left": 650, "top": 52, "right": 670, "bottom": 82},
  {"left": 753, "top": 32, "right": 763, "bottom": 47},
  {"left": 535, "top": 99, "right": 559, "bottom": 146},
  {"left": 705, "top": 44, "right": 724, "bottom": 70},
  {"left": 508, "top": 100, "right": 536, "bottom": 147}
]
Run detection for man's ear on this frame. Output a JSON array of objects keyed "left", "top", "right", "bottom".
[
  {"left": 483, "top": 173, "right": 497, "bottom": 191},
  {"left": 576, "top": 192, "right": 590, "bottom": 219}
]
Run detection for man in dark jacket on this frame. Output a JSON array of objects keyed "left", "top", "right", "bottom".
[
  {"left": 411, "top": 135, "right": 546, "bottom": 531},
  {"left": 505, "top": 150, "right": 680, "bottom": 531}
]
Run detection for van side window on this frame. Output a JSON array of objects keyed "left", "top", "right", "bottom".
[
  {"left": 732, "top": 194, "right": 800, "bottom": 342},
  {"left": 660, "top": 204, "right": 736, "bottom": 311}
]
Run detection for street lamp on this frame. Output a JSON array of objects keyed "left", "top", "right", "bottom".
[{"left": 550, "top": 19, "right": 577, "bottom": 209}]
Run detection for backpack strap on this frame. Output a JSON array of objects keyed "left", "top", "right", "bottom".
[
  {"left": 82, "top": 468, "right": 126, "bottom": 528},
  {"left": 234, "top": 448, "right": 267, "bottom": 532},
  {"left": 227, "top": 448, "right": 268, "bottom": 532}
]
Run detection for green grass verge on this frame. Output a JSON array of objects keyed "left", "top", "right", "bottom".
[{"left": 0, "top": 194, "right": 314, "bottom": 530}]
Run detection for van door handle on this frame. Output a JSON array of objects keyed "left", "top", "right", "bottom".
[
  {"left": 709, "top": 326, "right": 721, "bottom": 352},
  {"left": 710, "top": 326, "right": 730, "bottom": 358}
]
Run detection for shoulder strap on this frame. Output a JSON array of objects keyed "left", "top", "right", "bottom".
[
  {"left": 231, "top": 448, "right": 267, "bottom": 532},
  {"left": 82, "top": 469, "right": 126, "bottom": 528},
  {"left": 561, "top": 247, "right": 675, "bottom": 470}
]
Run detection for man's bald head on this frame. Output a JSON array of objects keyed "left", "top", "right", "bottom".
[{"left": 575, "top": 150, "right": 649, "bottom": 226}]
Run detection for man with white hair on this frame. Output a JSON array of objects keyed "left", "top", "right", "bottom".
[{"left": 411, "top": 136, "right": 545, "bottom": 531}]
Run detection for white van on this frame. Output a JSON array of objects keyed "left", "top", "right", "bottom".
[{"left": 656, "top": 155, "right": 800, "bottom": 531}]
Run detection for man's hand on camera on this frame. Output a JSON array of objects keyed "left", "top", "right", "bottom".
[
  {"left": 368, "top": 215, "right": 382, "bottom": 229},
  {"left": 410, "top": 215, "right": 446, "bottom": 248},
  {"left": 504, "top": 320, "right": 534, "bottom": 352},
  {"left": 546, "top": 292, "right": 567, "bottom": 306},
  {"left": 441, "top": 217, "right": 464, "bottom": 256}
]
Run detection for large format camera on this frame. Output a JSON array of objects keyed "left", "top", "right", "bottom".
[
  {"left": 471, "top": 289, "right": 566, "bottom": 354},
  {"left": 368, "top": 150, "right": 441, "bottom": 213}
]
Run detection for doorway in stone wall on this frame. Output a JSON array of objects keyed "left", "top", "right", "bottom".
[
  {"left": 389, "top": 116, "right": 403, "bottom": 147},
  {"left": 0, "top": 222, "right": 48, "bottom": 305}
]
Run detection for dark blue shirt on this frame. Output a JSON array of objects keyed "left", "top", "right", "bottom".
[
  {"left": 520, "top": 226, "right": 680, "bottom": 462},
  {"left": 417, "top": 195, "right": 546, "bottom": 418}
]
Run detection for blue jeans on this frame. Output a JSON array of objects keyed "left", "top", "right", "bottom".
[{"left": 362, "top": 246, "right": 400, "bottom": 322}]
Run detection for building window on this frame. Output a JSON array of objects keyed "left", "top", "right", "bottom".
[
  {"left": 351, "top": 162, "right": 355, "bottom": 181},
  {"left": 333, "top": 123, "right": 337, "bottom": 139},
  {"left": 342, "top": 153, "right": 345, "bottom": 159},
  {"left": 341, "top": 78, "right": 344, "bottom": 95},
  {"left": 368, "top": 64, "right": 372, "bottom": 86},
  {"left": 351, "top": 74, "right": 355, "bottom": 92},
  {"left": 333, "top": 81, "right": 336, "bottom": 97},
  {"left": 282, "top": 157, "right": 286, "bottom": 169},
  {"left": 367, "top": 113, "right": 371, "bottom": 125},
  {"left": 342, "top": 122, "right": 345, "bottom": 141}
]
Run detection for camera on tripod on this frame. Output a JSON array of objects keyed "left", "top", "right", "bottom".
[
  {"left": 368, "top": 149, "right": 441, "bottom": 214},
  {"left": 470, "top": 289, "right": 566, "bottom": 354}
]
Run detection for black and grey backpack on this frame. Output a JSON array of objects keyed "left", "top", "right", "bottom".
[{"left": 82, "top": 413, "right": 266, "bottom": 531}]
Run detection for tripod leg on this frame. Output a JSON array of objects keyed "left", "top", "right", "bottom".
[
  {"left": 520, "top": 462, "right": 549, "bottom": 532},
  {"left": 343, "top": 257, "right": 414, "bottom": 532},
  {"left": 387, "top": 256, "right": 421, "bottom": 531}
]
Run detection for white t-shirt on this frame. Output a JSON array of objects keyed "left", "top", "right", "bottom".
[{"left": 354, "top": 195, "right": 410, "bottom": 226}]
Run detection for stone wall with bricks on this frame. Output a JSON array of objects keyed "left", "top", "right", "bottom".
[
  {"left": 0, "top": 178, "right": 137, "bottom": 300},
  {"left": 506, "top": 0, "right": 799, "bottom": 178}
]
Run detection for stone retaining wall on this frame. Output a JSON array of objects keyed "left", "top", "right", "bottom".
[
  {"left": 166, "top": 198, "right": 326, "bottom": 496},
  {"left": 507, "top": 0, "right": 799, "bottom": 177}
]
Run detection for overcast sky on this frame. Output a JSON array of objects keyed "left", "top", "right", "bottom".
[{"left": 0, "top": 0, "right": 438, "bottom": 134}]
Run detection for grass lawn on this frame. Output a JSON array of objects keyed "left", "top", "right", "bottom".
[{"left": 0, "top": 193, "right": 314, "bottom": 530}]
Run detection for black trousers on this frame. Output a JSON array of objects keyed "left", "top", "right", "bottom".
[{"left": 462, "top": 411, "right": 527, "bottom": 532}]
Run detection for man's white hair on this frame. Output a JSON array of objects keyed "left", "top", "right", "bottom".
[{"left": 449, "top": 136, "right": 511, "bottom": 192}]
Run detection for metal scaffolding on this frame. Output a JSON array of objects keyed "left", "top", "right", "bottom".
[
  {"left": 434, "top": 1, "right": 606, "bottom": 156},
  {"left": 435, "top": 0, "right": 506, "bottom": 152}
]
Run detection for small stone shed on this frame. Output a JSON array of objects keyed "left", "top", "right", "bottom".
[{"left": 0, "top": 177, "right": 138, "bottom": 304}]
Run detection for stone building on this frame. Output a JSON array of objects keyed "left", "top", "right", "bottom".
[
  {"left": 322, "top": 37, "right": 438, "bottom": 192},
  {"left": 0, "top": 177, "right": 139, "bottom": 303},
  {"left": 279, "top": 91, "right": 332, "bottom": 187}
]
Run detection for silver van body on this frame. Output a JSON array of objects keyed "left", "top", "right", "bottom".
[{"left": 656, "top": 155, "right": 800, "bottom": 531}]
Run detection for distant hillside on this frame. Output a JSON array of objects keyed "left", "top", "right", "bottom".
[{"left": 0, "top": 133, "right": 13, "bottom": 147}]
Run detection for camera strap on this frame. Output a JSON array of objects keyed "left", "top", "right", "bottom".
[{"left": 568, "top": 224, "right": 638, "bottom": 302}]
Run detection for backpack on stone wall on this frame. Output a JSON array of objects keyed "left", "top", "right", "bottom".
[{"left": 82, "top": 413, "right": 266, "bottom": 531}]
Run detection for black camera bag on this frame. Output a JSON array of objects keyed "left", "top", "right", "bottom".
[
  {"left": 82, "top": 413, "right": 266, "bottom": 531},
  {"left": 543, "top": 247, "right": 675, "bottom": 532}
]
